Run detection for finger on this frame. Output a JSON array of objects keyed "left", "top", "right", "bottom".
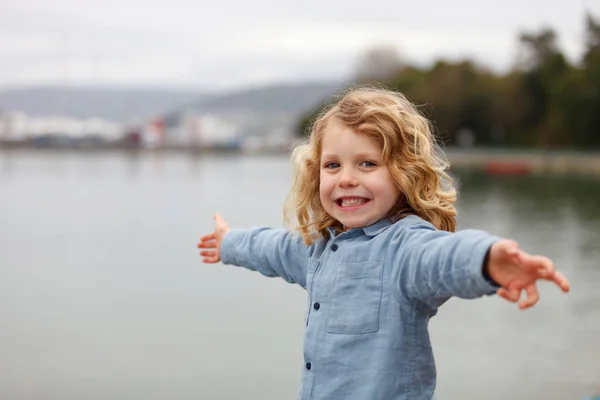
[
  {"left": 201, "top": 250, "right": 220, "bottom": 262},
  {"left": 197, "top": 240, "right": 217, "bottom": 248},
  {"left": 519, "top": 253, "right": 553, "bottom": 274},
  {"left": 508, "top": 287, "right": 521, "bottom": 302},
  {"left": 200, "top": 232, "right": 216, "bottom": 242},
  {"left": 547, "top": 270, "right": 570, "bottom": 292},
  {"left": 519, "top": 284, "right": 540, "bottom": 310},
  {"left": 535, "top": 256, "right": 555, "bottom": 276},
  {"left": 497, "top": 288, "right": 518, "bottom": 303}
]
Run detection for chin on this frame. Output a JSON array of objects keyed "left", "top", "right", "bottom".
[{"left": 337, "top": 217, "right": 370, "bottom": 229}]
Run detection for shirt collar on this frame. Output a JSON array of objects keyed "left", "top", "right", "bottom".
[
  {"left": 326, "top": 215, "right": 421, "bottom": 239},
  {"left": 361, "top": 217, "right": 395, "bottom": 236},
  {"left": 326, "top": 217, "right": 400, "bottom": 238}
]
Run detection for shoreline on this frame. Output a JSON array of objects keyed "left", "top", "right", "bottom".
[
  {"left": 2, "top": 144, "right": 600, "bottom": 177},
  {"left": 445, "top": 149, "right": 600, "bottom": 177}
]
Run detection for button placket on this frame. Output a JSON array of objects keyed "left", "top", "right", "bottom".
[{"left": 305, "top": 259, "right": 321, "bottom": 326}]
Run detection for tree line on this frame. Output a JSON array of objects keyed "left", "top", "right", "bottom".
[{"left": 298, "top": 13, "right": 600, "bottom": 149}]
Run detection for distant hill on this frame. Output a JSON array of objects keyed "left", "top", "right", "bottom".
[
  {"left": 193, "top": 82, "right": 346, "bottom": 116},
  {"left": 0, "top": 86, "right": 208, "bottom": 121},
  {"left": 0, "top": 81, "right": 346, "bottom": 122}
]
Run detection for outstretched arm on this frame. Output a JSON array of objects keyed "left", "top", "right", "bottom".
[
  {"left": 197, "top": 213, "right": 310, "bottom": 288},
  {"left": 391, "top": 222, "right": 569, "bottom": 309}
]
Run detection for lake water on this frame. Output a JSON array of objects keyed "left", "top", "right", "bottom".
[{"left": 1, "top": 149, "right": 599, "bottom": 399}]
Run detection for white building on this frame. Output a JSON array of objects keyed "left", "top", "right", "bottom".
[
  {"left": 0, "top": 110, "right": 123, "bottom": 144},
  {"left": 161, "top": 112, "right": 242, "bottom": 148}
]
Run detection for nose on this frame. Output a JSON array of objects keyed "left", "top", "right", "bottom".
[{"left": 338, "top": 167, "right": 358, "bottom": 188}]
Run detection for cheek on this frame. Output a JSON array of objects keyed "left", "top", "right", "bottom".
[
  {"left": 319, "top": 172, "right": 331, "bottom": 191},
  {"left": 369, "top": 176, "right": 400, "bottom": 202},
  {"left": 319, "top": 173, "right": 334, "bottom": 201},
  {"left": 385, "top": 185, "right": 402, "bottom": 206}
]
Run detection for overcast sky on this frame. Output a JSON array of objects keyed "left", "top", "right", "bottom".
[{"left": 2, "top": 0, "right": 599, "bottom": 91}]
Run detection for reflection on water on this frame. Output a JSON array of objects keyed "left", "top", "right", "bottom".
[
  {"left": 459, "top": 171, "right": 600, "bottom": 223},
  {"left": 456, "top": 172, "right": 600, "bottom": 277},
  {"left": 0, "top": 150, "right": 599, "bottom": 400}
]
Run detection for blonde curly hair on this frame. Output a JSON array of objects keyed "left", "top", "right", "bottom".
[{"left": 284, "top": 86, "right": 457, "bottom": 245}]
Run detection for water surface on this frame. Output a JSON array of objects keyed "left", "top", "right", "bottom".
[{"left": 0, "top": 150, "right": 598, "bottom": 399}]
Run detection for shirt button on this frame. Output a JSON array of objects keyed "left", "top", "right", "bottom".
[
  {"left": 313, "top": 302, "right": 320, "bottom": 310},
  {"left": 305, "top": 362, "right": 312, "bottom": 370},
  {"left": 331, "top": 244, "right": 338, "bottom": 251}
]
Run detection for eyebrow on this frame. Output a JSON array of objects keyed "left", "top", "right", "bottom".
[{"left": 321, "top": 152, "right": 381, "bottom": 160}]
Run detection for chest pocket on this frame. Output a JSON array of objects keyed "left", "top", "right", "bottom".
[{"left": 326, "top": 261, "right": 383, "bottom": 334}]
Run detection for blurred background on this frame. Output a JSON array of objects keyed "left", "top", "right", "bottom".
[{"left": 1, "top": 0, "right": 599, "bottom": 399}]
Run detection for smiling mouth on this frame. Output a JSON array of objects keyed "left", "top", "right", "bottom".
[{"left": 336, "top": 197, "right": 370, "bottom": 208}]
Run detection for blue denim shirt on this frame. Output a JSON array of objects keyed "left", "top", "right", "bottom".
[{"left": 220, "top": 215, "right": 500, "bottom": 400}]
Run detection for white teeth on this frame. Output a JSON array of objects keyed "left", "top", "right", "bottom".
[{"left": 340, "top": 198, "right": 366, "bottom": 207}]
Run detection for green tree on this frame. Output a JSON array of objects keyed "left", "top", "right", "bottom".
[
  {"left": 295, "top": 12, "right": 600, "bottom": 149},
  {"left": 516, "top": 27, "right": 571, "bottom": 146},
  {"left": 577, "top": 12, "right": 600, "bottom": 147}
]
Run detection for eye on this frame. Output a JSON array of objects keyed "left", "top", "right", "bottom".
[
  {"left": 360, "top": 160, "right": 377, "bottom": 167},
  {"left": 323, "top": 162, "right": 340, "bottom": 169}
]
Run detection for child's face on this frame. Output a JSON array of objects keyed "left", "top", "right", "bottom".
[{"left": 319, "top": 121, "right": 401, "bottom": 228}]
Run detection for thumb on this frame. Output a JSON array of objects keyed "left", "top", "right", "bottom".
[
  {"left": 493, "top": 239, "right": 521, "bottom": 263},
  {"left": 502, "top": 239, "right": 520, "bottom": 257},
  {"left": 214, "top": 212, "right": 229, "bottom": 230}
]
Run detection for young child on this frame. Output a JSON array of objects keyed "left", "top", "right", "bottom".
[{"left": 196, "top": 86, "right": 570, "bottom": 400}]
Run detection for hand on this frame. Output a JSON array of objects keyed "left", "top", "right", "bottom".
[
  {"left": 487, "top": 240, "right": 570, "bottom": 310},
  {"left": 197, "top": 212, "right": 230, "bottom": 263}
]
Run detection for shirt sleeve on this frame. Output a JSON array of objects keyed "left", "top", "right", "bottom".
[
  {"left": 219, "top": 227, "right": 310, "bottom": 289},
  {"left": 389, "top": 221, "right": 501, "bottom": 308}
]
